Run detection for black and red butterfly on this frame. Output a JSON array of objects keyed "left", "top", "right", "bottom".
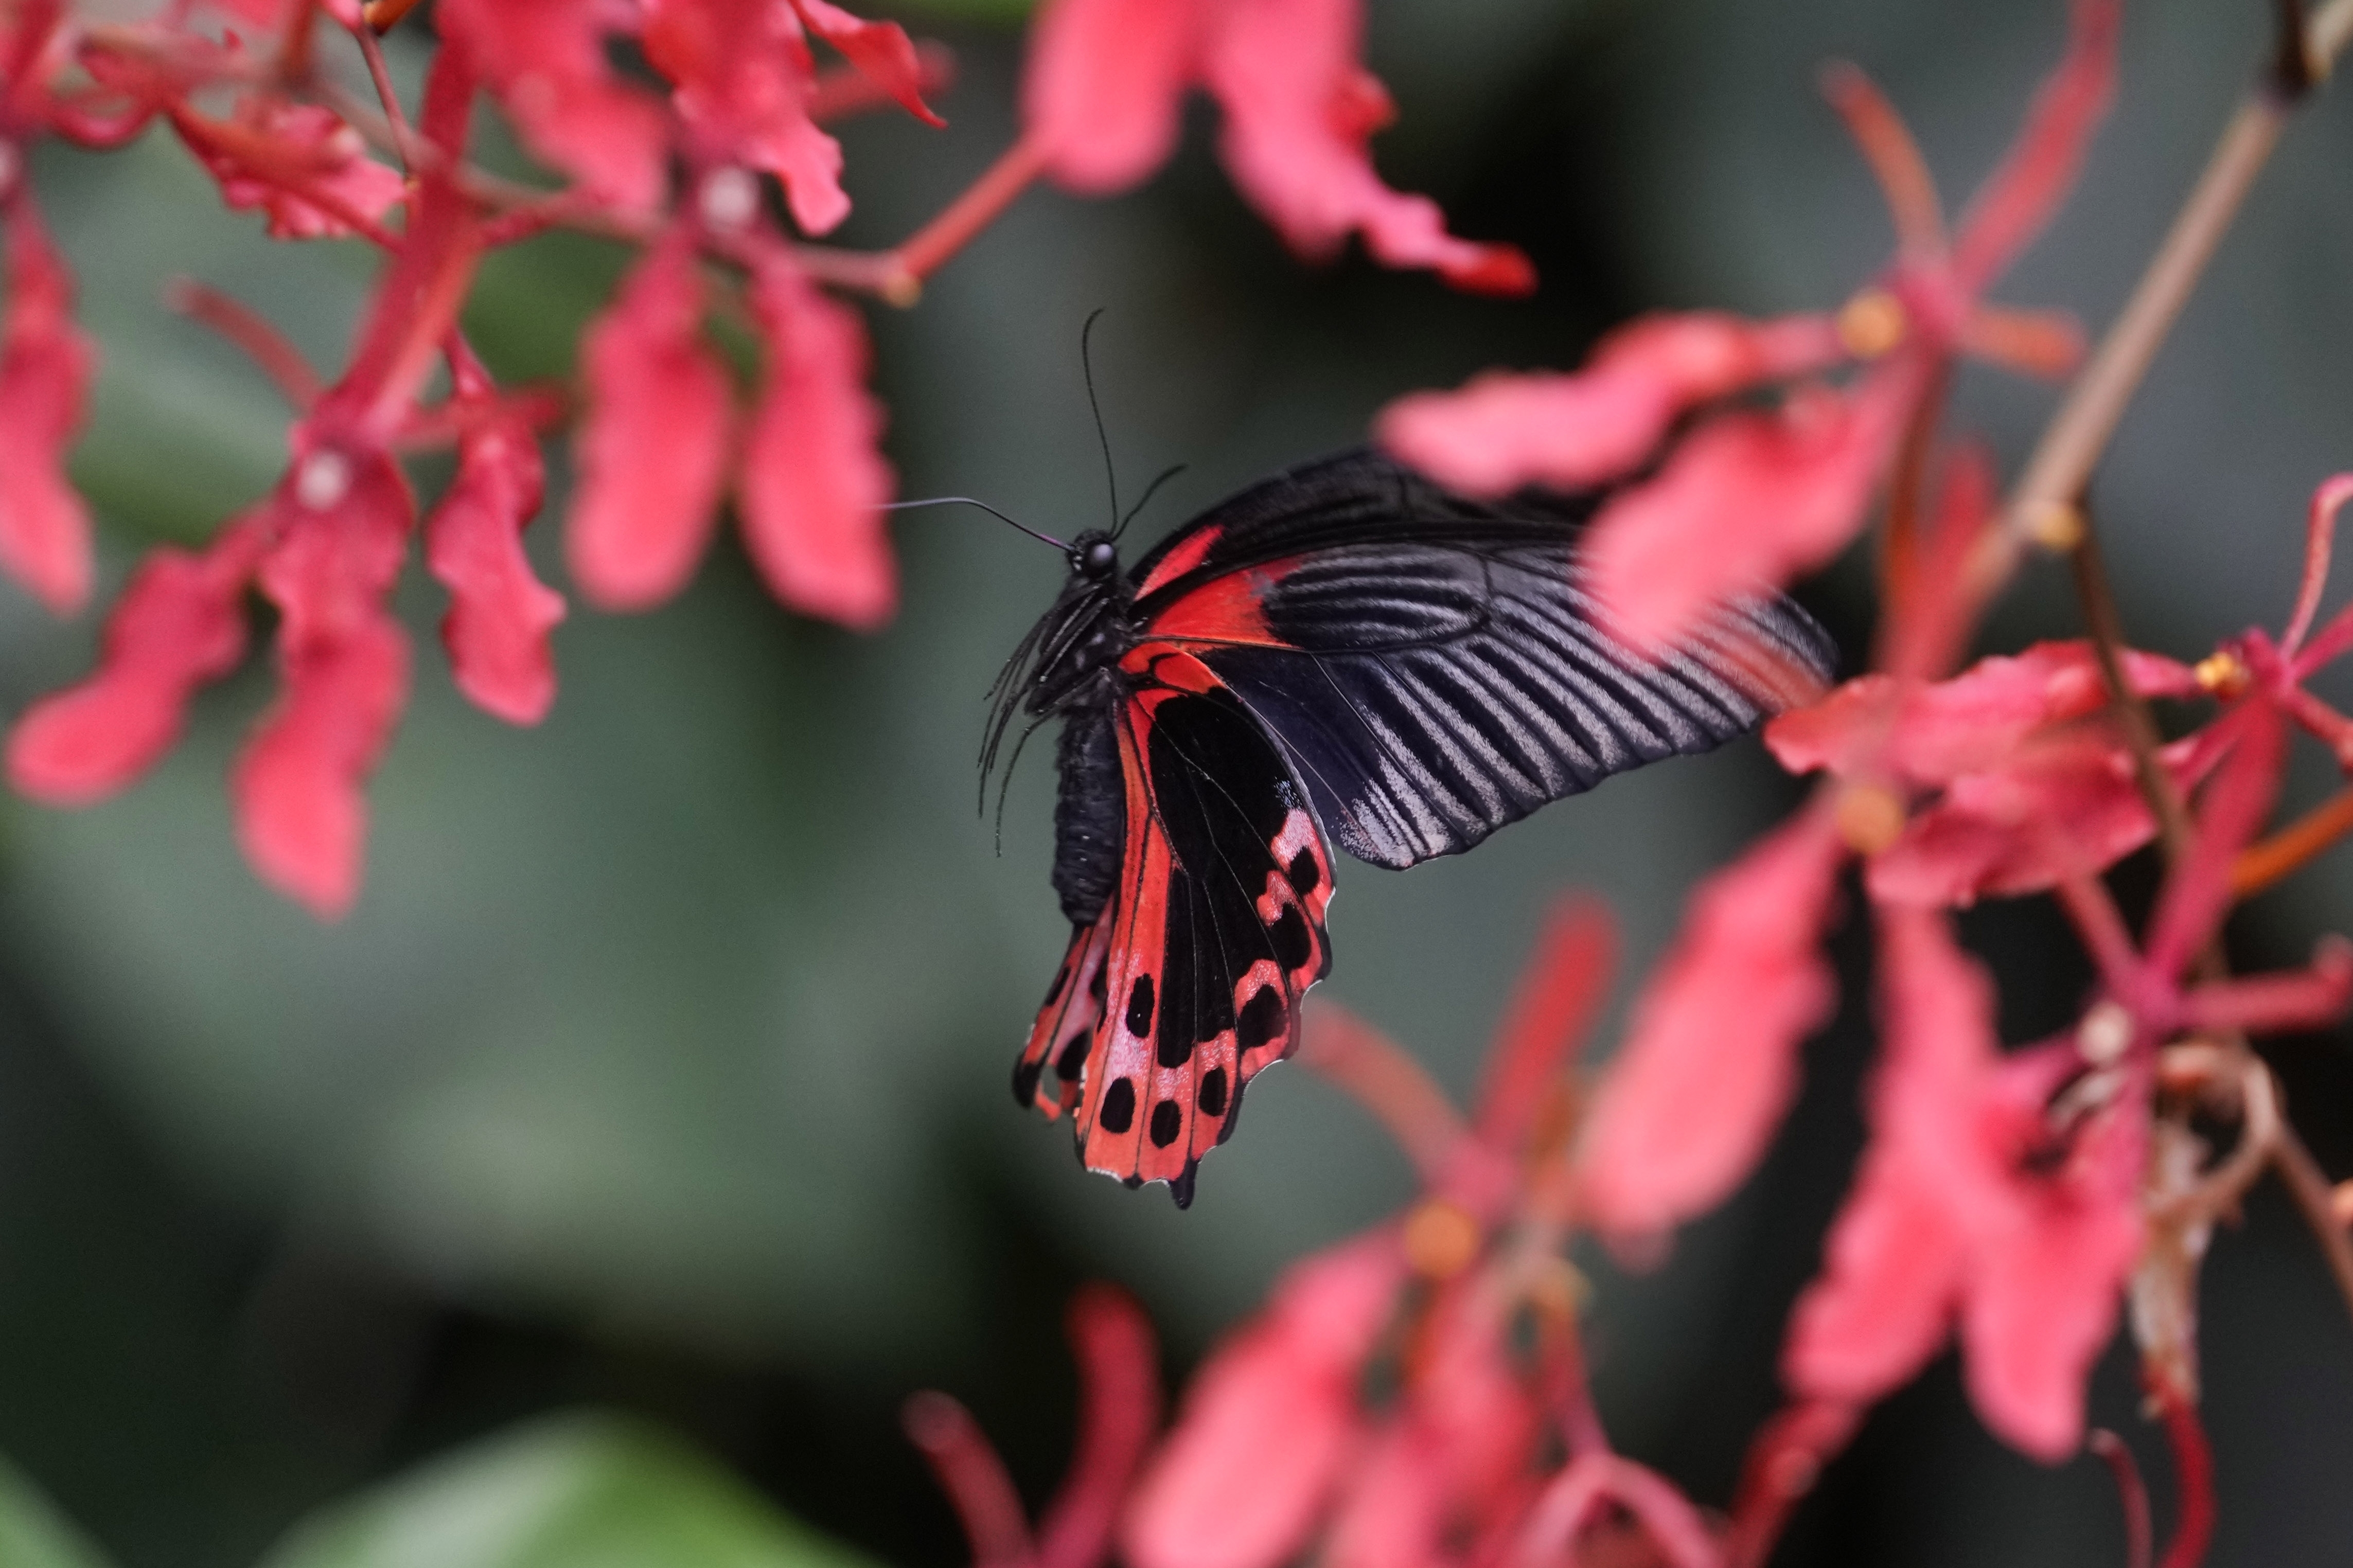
[{"left": 989, "top": 447, "right": 1835, "bottom": 1207}]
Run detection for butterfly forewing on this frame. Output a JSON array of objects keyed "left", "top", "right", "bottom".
[{"left": 1130, "top": 451, "right": 1836, "bottom": 868}]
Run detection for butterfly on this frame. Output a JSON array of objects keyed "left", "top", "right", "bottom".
[{"left": 988, "top": 447, "right": 1836, "bottom": 1207}]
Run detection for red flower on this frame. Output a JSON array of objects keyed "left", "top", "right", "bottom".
[
  {"left": 1379, "top": 0, "right": 2117, "bottom": 649},
  {"left": 234, "top": 444, "right": 415, "bottom": 917},
  {"left": 1122, "top": 1232, "right": 1406, "bottom": 1568},
  {"left": 0, "top": 190, "right": 94, "bottom": 613},
  {"left": 425, "top": 352, "right": 565, "bottom": 727},
  {"left": 6, "top": 521, "right": 261, "bottom": 803},
  {"left": 566, "top": 237, "right": 734, "bottom": 612},
  {"left": 739, "top": 250, "right": 896, "bottom": 628},
  {"left": 642, "top": 0, "right": 941, "bottom": 237},
  {"left": 568, "top": 238, "right": 897, "bottom": 627},
  {"left": 1574, "top": 808, "right": 1847, "bottom": 1245},
  {"left": 1021, "top": 0, "right": 1532, "bottom": 295},
  {"left": 178, "top": 97, "right": 405, "bottom": 241},
  {"left": 435, "top": 0, "right": 670, "bottom": 213},
  {"left": 1782, "top": 908, "right": 2142, "bottom": 1462},
  {"left": 1766, "top": 639, "right": 2206, "bottom": 907}
]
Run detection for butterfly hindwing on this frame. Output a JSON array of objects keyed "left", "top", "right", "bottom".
[
  {"left": 1065, "top": 649, "right": 1333, "bottom": 1203},
  {"left": 1129, "top": 450, "right": 1836, "bottom": 868}
]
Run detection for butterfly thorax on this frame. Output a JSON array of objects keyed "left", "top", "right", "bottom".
[{"left": 1021, "top": 531, "right": 1135, "bottom": 718}]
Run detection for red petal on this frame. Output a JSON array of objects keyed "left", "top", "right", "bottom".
[
  {"left": 1949, "top": 0, "right": 2121, "bottom": 293},
  {"left": 791, "top": 0, "right": 946, "bottom": 127},
  {"left": 0, "top": 199, "right": 94, "bottom": 614},
  {"left": 1865, "top": 735, "right": 2162, "bottom": 907},
  {"left": 7, "top": 520, "right": 264, "bottom": 803},
  {"left": 644, "top": 0, "right": 853, "bottom": 235},
  {"left": 1198, "top": 0, "right": 1532, "bottom": 294},
  {"left": 567, "top": 240, "right": 734, "bottom": 611},
  {"left": 1956, "top": 1052, "right": 2142, "bottom": 1462},
  {"left": 1378, "top": 312, "right": 1845, "bottom": 498},
  {"left": 1767, "top": 641, "right": 2199, "bottom": 787},
  {"left": 2180, "top": 939, "right": 2353, "bottom": 1036},
  {"left": 1022, "top": 0, "right": 1200, "bottom": 194},
  {"left": 426, "top": 402, "right": 563, "bottom": 726},
  {"left": 185, "top": 98, "right": 406, "bottom": 241},
  {"left": 231, "top": 450, "right": 414, "bottom": 919},
  {"left": 1783, "top": 910, "right": 1998, "bottom": 1407},
  {"left": 1585, "top": 379, "right": 1899, "bottom": 653},
  {"left": 738, "top": 254, "right": 896, "bottom": 628},
  {"left": 436, "top": 0, "right": 669, "bottom": 212},
  {"left": 1575, "top": 810, "right": 1845, "bottom": 1245},
  {"left": 1319, "top": 1423, "right": 1448, "bottom": 1568},
  {"left": 1122, "top": 1231, "right": 1404, "bottom": 1568}
]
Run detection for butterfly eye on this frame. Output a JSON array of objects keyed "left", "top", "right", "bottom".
[{"left": 1082, "top": 539, "right": 1119, "bottom": 579}]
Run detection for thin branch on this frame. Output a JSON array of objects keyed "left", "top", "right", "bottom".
[
  {"left": 2069, "top": 514, "right": 2195, "bottom": 860},
  {"left": 350, "top": 19, "right": 416, "bottom": 173},
  {"left": 1969, "top": 0, "right": 2353, "bottom": 600},
  {"left": 2270, "top": 1121, "right": 2353, "bottom": 1326}
]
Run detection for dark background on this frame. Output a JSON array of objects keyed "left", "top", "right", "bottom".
[{"left": 2, "top": 0, "right": 2351, "bottom": 1561}]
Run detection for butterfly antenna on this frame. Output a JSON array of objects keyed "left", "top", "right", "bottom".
[
  {"left": 1080, "top": 309, "right": 1120, "bottom": 529},
  {"left": 886, "top": 495, "right": 1069, "bottom": 551},
  {"left": 1116, "top": 463, "right": 1187, "bottom": 538}
]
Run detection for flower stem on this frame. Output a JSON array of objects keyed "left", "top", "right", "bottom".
[
  {"left": 2089, "top": 1430, "right": 2153, "bottom": 1568},
  {"left": 1974, "top": 0, "right": 2353, "bottom": 594},
  {"left": 1298, "top": 1004, "right": 1468, "bottom": 1185},
  {"left": 350, "top": 17, "right": 416, "bottom": 174},
  {"left": 2068, "top": 512, "right": 2193, "bottom": 860},
  {"left": 2153, "top": 1385, "right": 2216, "bottom": 1568},
  {"left": 164, "top": 277, "right": 323, "bottom": 408}
]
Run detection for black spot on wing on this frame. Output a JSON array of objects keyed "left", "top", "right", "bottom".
[
  {"left": 1237, "top": 985, "right": 1283, "bottom": 1052},
  {"left": 1199, "top": 1067, "right": 1229, "bottom": 1116},
  {"left": 1012, "top": 1057, "right": 1043, "bottom": 1108},
  {"left": 1150, "top": 1099, "right": 1183, "bottom": 1148},
  {"left": 1126, "top": 974, "right": 1156, "bottom": 1037},
  {"left": 1100, "top": 1077, "right": 1136, "bottom": 1134}
]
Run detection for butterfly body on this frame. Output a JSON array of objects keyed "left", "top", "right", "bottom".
[{"left": 996, "top": 450, "right": 1835, "bottom": 1207}]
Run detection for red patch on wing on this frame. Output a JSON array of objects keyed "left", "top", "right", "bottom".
[
  {"left": 1134, "top": 524, "right": 1224, "bottom": 596},
  {"left": 1145, "top": 564, "right": 1290, "bottom": 644}
]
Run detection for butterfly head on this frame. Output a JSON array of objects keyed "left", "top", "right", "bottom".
[{"left": 1070, "top": 531, "right": 1120, "bottom": 583}]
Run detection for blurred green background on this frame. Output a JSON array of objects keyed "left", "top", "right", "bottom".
[{"left": 2, "top": 0, "right": 2352, "bottom": 1563}]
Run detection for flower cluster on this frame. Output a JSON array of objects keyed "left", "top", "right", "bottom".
[
  {"left": 0, "top": 0, "right": 1525, "bottom": 916},
  {"left": 1353, "top": 0, "right": 2353, "bottom": 1556}
]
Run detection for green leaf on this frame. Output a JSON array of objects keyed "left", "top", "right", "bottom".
[
  {"left": 259, "top": 1413, "right": 888, "bottom": 1568},
  {"left": 0, "top": 1457, "right": 114, "bottom": 1568}
]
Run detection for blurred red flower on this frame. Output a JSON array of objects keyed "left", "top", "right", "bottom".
[
  {"left": 1381, "top": 0, "right": 2118, "bottom": 650},
  {"left": 1022, "top": 0, "right": 1532, "bottom": 295}
]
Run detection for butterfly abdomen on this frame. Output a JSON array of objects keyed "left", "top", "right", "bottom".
[{"left": 1051, "top": 699, "right": 1125, "bottom": 923}]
